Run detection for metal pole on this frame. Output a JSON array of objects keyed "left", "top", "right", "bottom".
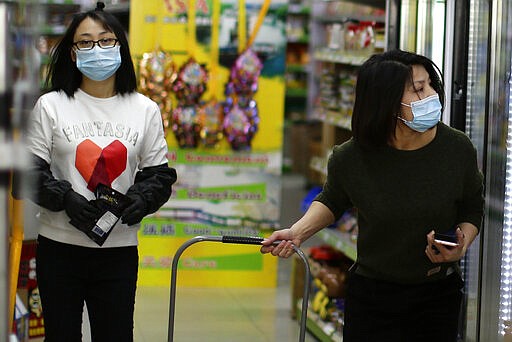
[{"left": 0, "top": 2, "right": 11, "bottom": 339}]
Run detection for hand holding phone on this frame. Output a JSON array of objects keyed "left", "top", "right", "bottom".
[
  {"left": 433, "top": 233, "right": 459, "bottom": 248},
  {"left": 427, "top": 228, "right": 466, "bottom": 263}
]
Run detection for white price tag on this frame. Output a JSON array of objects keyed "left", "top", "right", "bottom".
[{"left": 92, "top": 211, "right": 119, "bottom": 236}]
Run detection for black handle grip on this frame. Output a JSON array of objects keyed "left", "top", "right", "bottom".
[{"left": 222, "top": 236, "right": 264, "bottom": 245}]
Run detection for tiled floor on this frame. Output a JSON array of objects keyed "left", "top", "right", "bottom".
[{"left": 134, "top": 261, "right": 317, "bottom": 341}]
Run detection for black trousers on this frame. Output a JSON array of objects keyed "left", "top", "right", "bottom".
[
  {"left": 36, "top": 235, "right": 138, "bottom": 342},
  {"left": 343, "top": 270, "right": 463, "bottom": 342}
]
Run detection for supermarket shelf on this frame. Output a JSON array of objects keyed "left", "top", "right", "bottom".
[
  {"left": 314, "top": 0, "right": 385, "bottom": 9},
  {"left": 288, "top": 3, "right": 311, "bottom": 15},
  {"left": 287, "top": 36, "right": 310, "bottom": 44},
  {"left": 296, "top": 301, "right": 343, "bottom": 342},
  {"left": 40, "top": 0, "right": 81, "bottom": 4},
  {"left": 312, "top": 14, "right": 385, "bottom": 24},
  {"left": 286, "top": 88, "right": 308, "bottom": 98},
  {"left": 317, "top": 229, "right": 357, "bottom": 261},
  {"left": 313, "top": 48, "right": 368, "bottom": 66},
  {"left": 286, "top": 64, "right": 309, "bottom": 73},
  {"left": 313, "top": 108, "right": 352, "bottom": 130}
]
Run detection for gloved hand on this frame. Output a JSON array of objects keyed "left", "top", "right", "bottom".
[
  {"left": 64, "top": 189, "right": 101, "bottom": 228},
  {"left": 121, "top": 193, "right": 147, "bottom": 226}
]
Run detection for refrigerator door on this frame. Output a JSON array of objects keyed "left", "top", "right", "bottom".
[
  {"left": 461, "top": 0, "right": 490, "bottom": 341},
  {"left": 479, "top": 1, "right": 512, "bottom": 341},
  {"left": 399, "top": 0, "right": 449, "bottom": 120}
]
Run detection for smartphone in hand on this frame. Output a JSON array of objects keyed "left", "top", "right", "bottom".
[{"left": 433, "top": 233, "right": 459, "bottom": 248}]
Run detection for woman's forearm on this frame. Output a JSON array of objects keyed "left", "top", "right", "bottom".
[{"left": 290, "top": 201, "right": 336, "bottom": 243}]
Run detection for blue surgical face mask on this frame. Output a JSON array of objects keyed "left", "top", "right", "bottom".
[
  {"left": 398, "top": 94, "right": 442, "bottom": 132},
  {"left": 75, "top": 45, "right": 121, "bottom": 81}
]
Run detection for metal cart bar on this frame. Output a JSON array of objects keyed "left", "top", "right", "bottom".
[{"left": 168, "top": 235, "right": 311, "bottom": 342}]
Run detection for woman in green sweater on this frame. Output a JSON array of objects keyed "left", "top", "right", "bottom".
[{"left": 262, "top": 50, "right": 484, "bottom": 341}]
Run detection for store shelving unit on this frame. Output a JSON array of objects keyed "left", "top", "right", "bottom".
[
  {"left": 306, "top": 0, "right": 386, "bottom": 185},
  {"left": 285, "top": 0, "right": 311, "bottom": 122},
  {"left": 294, "top": 1, "right": 388, "bottom": 340},
  {"left": 283, "top": 0, "right": 315, "bottom": 174},
  {"left": 296, "top": 302, "right": 344, "bottom": 342}
]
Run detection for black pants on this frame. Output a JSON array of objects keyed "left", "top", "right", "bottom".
[
  {"left": 36, "top": 235, "right": 138, "bottom": 342},
  {"left": 343, "top": 270, "right": 463, "bottom": 342}
]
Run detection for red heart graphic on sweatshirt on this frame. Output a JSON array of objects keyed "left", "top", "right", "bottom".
[{"left": 75, "top": 139, "right": 127, "bottom": 191}]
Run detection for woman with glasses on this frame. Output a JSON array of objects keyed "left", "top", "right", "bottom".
[
  {"left": 25, "top": 2, "right": 177, "bottom": 340},
  {"left": 261, "top": 50, "right": 484, "bottom": 341}
]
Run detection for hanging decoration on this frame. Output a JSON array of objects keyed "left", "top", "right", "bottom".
[
  {"left": 169, "top": 0, "right": 211, "bottom": 149},
  {"left": 198, "top": 98, "right": 224, "bottom": 148},
  {"left": 171, "top": 57, "right": 208, "bottom": 105},
  {"left": 222, "top": 0, "right": 269, "bottom": 151},
  {"left": 171, "top": 57, "right": 208, "bottom": 148},
  {"left": 138, "top": 0, "right": 271, "bottom": 151},
  {"left": 138, "top": 49, "right": 177, "bottom": 134},
  {"left": 197, "top": 0, "right": 224, "bottom": 149}
]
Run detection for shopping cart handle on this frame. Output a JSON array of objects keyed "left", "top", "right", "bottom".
[
  {"left": 222, "top": 235, "right": 286, "bottom": 246},
  {"left": 222, "top": 235, "right": 263, "bottom": 244}
]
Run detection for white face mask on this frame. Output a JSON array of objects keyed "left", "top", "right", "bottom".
[
  {"left": 75, "top": 45, "right": 121, "bottom": 81},
  {"left": 398, "top": 94, "right": 442, "bottom": 132}
]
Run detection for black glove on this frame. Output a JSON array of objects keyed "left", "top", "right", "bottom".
[
  {"left": 121, "top": 192, "right": 147, "bottom": 226},
  {"left": 64, "top": 189, "right": 101, "bottom": 228}
]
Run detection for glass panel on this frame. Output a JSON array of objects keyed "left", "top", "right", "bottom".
[
  {"left": 400, "top": 0, "right": 445, "bottom": 73},
  {"left": 399, "top": 0, "right": 417, "bottom": 51},
  {"left": 462, "top": 1, "right": 490, "bottom": 340},
  {"left": 479, "top": 0, "right": 512, "bottom": 341}
]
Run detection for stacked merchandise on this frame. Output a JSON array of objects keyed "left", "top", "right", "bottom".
[{"left": 309, "top": 245, "right": 352, "bottom": 339}]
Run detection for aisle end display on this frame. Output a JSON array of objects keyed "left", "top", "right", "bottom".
[{"left": 129, "top": 0, "right": 287, "bottom": 287}]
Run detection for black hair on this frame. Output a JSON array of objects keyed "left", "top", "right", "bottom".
[
  {"left": 351, "top": 49, "right": 445, "bottom": 149},
  {"left": 44, "top": 1, "right": 137, "bottom": 97}
]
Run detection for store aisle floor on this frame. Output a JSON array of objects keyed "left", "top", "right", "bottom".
[
  {"left": 134, "top": 265, "right": 316, "bottom": 341},
  {"left": 133, "top": 173, "right": 318, "bottom": 341}
]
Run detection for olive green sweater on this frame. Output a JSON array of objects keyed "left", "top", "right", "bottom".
[{"left": 315, "top": 122, "right": 484, "bottom": 284}]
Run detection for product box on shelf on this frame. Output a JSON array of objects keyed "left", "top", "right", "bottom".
[
  {"left": 12, "top": 293, "right": 29, "bottom": 342},
  {"left": 17, "top": 240, "right": 44, "bottom": 339}
]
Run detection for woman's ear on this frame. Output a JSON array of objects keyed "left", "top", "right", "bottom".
[{"left": 70, "top": 48, "right": 76, "bottom": 62}]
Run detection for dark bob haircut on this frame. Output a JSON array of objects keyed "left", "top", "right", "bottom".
[
  {"left": 44, "top": 2, "right": 137, "bottom": 97},
  {"left": 351, "top": 49, "right": 445, "bottom": 149}
]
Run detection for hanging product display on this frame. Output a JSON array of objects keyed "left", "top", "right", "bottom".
[
  {"left": 138, "top": 49, "right": 177, "bottom": 135},
  {"left": 197, "top": 0, "right": 224, "bottom": 149},
  {"left": 221, "top": 0, "right": 268, "bottom": 151},
  {"left": 171, "top": 57, "right": 208, "bottom": 104},
  {"left": 198, "top": 98, "right": 224, "bottom": 148},
  {"left": 225, "top": 48, "right": 262, "bottom": 101},
  {"left": 171, "top": 57, "right": 208, "bottom": 148},
  {"left": 222, "top": 99, "right": 259, "bottom": 151},
  {"left": 171, "top": 104, "right": 201, "bottom": 148},
  {"left": 222, "top": 49, "right": 263, "bottom": 150}
]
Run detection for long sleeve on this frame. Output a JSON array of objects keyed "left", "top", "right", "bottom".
[
  {"left": 125, "top": 163, "right": 177, "bottom": 215},
  {"left": 27, "top": 154, "right": 72, "bottom": 211}
]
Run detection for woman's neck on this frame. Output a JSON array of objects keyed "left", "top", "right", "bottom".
[
  {"left": 390, "top": 124, "right": 437, "bottom": 150},
  {"left": 80, "top": 78, "right": 116, "bottom": 98}
]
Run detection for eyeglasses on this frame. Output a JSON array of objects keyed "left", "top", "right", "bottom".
[{"left": 73, "top": 38, "right": 119, "bottom": 51}]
